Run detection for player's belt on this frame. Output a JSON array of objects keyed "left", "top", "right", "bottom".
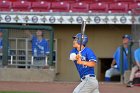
[{"left": 81, "top": 74, "right": 95, "bottom": 80}]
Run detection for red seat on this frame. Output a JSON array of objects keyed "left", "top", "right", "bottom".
[
  {"left": 97, "top": 0, "right": 115, "bottom": 3},
  {"left": 70, "top": 2, "right": 89, "bottom": 13},
  {"left": 78, "top": 0, "right": 96, "bottom": 3},
  {"left": 89, "top": 2, "right": 108, "bottom": 13},
  {"left": 116, "top": 0, "right": 135, "bottom": 2},
  {"left": 26, "top": 0, "right": 41, "bottom": 2},
  {"left": 8, "top": 0, "right": 18, "bottom": 2},
  {"left": 31, "top": 1, "right": 50, "bottom": 12},
  {"left": 129, "top": 3, "right": 140, "bottom": 10},
  {"left": 50, "top": 2, "right": 70, "bottom": 12},
  {"left": 27, "top": 0, "right": 40, "bottom": 2},
  {"left": 136, "top": 0, "right": 140, "bottom": 2},
  {"left": 53, "top": 0, "right": 75, "bottom": 3},
  {"left": 12, "top": 1, "right": 31, "bottom": 12},
  {"left": 44, "top": 0, "right": 56, "bottom": 2},
  {"left": 116, "top": 0, "right": 136, "bottom": 4},
  {"left": 129, "top": 3, "right": 140, "bottom": 14},
  {"left": 0, "top": 0, "right": 11, "bottom": 11},
  {"left": 109, "top": 3, "right": 128, "bottom": 13}
]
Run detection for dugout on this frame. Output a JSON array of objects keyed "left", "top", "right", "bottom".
[
  {"left": 0, "top": 24, "right": 56, "bottom": 82},
  {"left": 0, "top": 24, "right": 54, "bottom": 67},
  {"left": 0, "top": 24, "right": 132, "bottom": 82}
]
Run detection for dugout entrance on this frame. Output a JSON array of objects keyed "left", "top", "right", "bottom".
[
  {"left": 98, "top": 58, "right": 120, "bottom": 82},
  {"left": 0, "top": 24, "right": 54, "bottom": 68}
]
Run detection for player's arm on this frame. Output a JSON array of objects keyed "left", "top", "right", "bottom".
[
  {"left": 134, "top": 49, "right": 140, "bottom": 68},
  {"left": 111, "top": 59, "right": 116, "bottom": 68},
  {"left": 77, "top": 60, "right": 96, "bottom": 67},
  {"left": 76, "top": 54, "right": 96, "bottom": 67},
  {"left": 25, "top": 30, "right": 32, "bottom": 38},
  {"left": 111, "top": 47, "right": 119, "bottom": 68}
]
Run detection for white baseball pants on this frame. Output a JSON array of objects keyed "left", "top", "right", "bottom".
[{"left": 73, "top": 76, "right": 100, "bottom": 93}]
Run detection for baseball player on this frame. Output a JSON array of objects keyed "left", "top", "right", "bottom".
[
  {"left": 0, "top": 30, "right": 3, "bottom": 52},
  {"left": 69, "top": 33, "right": 100, "bottom": 93},
  {"left": 105, "top": 34, "right": 132, "bottom": 81},
  {"left": 25, "top": 30, "right": 49, "bottom": 68},
  {"left": 127, "top": 48, "right": 140, "bottom": 87},
  {"left": 0, "top": 29, "right": 3, "bottom": 66}
]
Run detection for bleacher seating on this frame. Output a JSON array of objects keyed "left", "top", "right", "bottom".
[
  {"left": 116, "top": 0, "right": 135, "bottom": 2},
  {"left": 0, "top": 0, "right": 139, "bottom": 14},
  {"left": 128, "top": 3, "right": 140, "bottom": 10},
  {"left": 50, "top": 1, "right": 70, "bottom": 12},
  {"left": 7, "top": 0, "right": 17, "bottom": 1},
  {"left": 97, "top": 0, "right": 115, "bottom": 3},
  {"left": 78, "top": 0, "right": 96, "bottom": 3},
  {"left": 128, "top": 2, "right": 140, "bottom": 14},
  {"left": 27, "top": 0, "right": 39, "bottom": 2},
  {"left": 109, "top": 2, "right": 128, "bottom": 13},
  {"left": 70, "top": 2, "right": 89, "bottom": 13},
  {"left": 12, "top": 1, "right": 31, "bottom": 12},
  {"left": 136, "top": 0, "right": 140, "bottom": 2},
  {"left": 0, "top": 0, "right": 11, "bottom": 11},
  {"left": 31, "top": 1, "right": 50, "bottom": 12},
  {"left": 89, "top": 2, "right": 108, "bottom": 13},
  {"left": 54, "top": 0, "right": 76, "bottom": 3}
]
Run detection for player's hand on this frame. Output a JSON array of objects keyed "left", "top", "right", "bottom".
[
  {"left": 77, "top": 60, "right": 83, "bottom": 65},
  {"left": 76, "top": 54, "right": 80, "bottom": 60},
  {"left": 76, "top": 54, "right": 82, "bottom": 65},
  {"left": 76, "top": 54, "right": 81, "bottom": 60}
]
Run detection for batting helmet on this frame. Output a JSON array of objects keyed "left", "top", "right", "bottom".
[
  {"left": 122, "top": 34, "right": 132, "bottom": 41},
  {"left": 72, "top": 33, "right": 88, "bottom": 46}
]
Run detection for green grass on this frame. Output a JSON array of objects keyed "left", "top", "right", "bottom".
[{"left": 0, "top": 92, "right": 40, "bottom": 93}]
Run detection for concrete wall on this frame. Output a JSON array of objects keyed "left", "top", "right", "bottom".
[
  {"left": 52, "top": 25, "right": 131, "bottom": 81},
  {"left": 0, "top": 68, "right": 55, "bottom": 82}
]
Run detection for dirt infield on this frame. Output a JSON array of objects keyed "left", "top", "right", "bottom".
[{"left": 0, "top": 81, "right": 139, "bottom": 93}]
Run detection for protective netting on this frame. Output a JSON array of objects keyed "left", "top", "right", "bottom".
[
  {"left": 0, "top": 25, "right": 54, "bottom": 69},
  {"left": 6, "top": 29, "right": 49, "bottom": 68}
]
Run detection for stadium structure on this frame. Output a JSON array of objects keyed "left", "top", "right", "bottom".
[{"left": 0, "top": 0, "right": 140, "bottom": 82}]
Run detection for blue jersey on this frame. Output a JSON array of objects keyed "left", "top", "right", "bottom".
[
  {"left": 113, "top": 47, "right": 128, "bottom": 72},
  {"left": 70, "top": 47, "right": 97, "bottom": 79},
  {"left": 0, "top": 38, "right": 10, "bottom": 55},
  {"left": 134, "top": 48, "right": 140, "bottom": 64},
  {"left": 0, "top": 38, "right": 2, "bottom": 49},
  {"left": 32, "top": 35, "right": 49, "bottom": 57}
]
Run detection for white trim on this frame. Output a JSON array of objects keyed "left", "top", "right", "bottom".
[
  {"left": 89, "top": 59, "right": 97, "bottom": 62},
  {"left": 0, "top": 12, "right": 139, "bottom": 24},
  {"left": 80, "top": 47, "right": 86, "bottom": 53}
]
